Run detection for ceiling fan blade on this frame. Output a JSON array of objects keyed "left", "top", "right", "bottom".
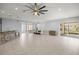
[
  {"left": 27, "top": 3, "right": 35, "bottom": 8},
  {"left": 23, "top": 10, "right": 31, "bottom": 12},
  {"left": 39, "top": 12, "right": 45, "bottom": 14},
  {"left": 28, "top": 3, "right": 34, "bottom": 7},
  {"left": 39, "top": 6, "right": 46, "bottom": 10},
  {"left": 37, "top": 12, "right": 40, "bottom": 16},
  {"left": 24, "top": 5, "right": 34, "bottom": 10},
  {"left": 40, "top": 10, "right": 48, "bottom": 12}
]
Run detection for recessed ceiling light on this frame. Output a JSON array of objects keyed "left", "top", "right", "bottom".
[
  {"left": 58, "top": 8, "right": 62, "bottom": 11},
  {"left": 15, "top": 8, "right": 18, "bottom": 10}
]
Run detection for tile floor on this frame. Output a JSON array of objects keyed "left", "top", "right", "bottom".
[{"left": 0, "top": 33, "right": 79, "bottom": 55}]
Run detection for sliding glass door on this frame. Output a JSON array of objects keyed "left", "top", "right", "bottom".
[{"left": 60, "top": 22, "right": 79, "bottom": 35}]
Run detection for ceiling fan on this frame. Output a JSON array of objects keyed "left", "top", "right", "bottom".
[{"left": 23, "top": 3, "right": 48, "bottom": 16}]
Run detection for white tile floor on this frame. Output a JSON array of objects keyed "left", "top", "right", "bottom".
[{"left": 0, "top": 33, "right": 79, "bottom": 55}]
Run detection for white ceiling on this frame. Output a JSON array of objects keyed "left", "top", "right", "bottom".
[{"left": 0, "top": 3, "right": 79, "bottom": 22}]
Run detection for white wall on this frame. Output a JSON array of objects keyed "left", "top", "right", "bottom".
[
  {"left": 2, "top": 18, "right": 21, "bottom": 33},
  {"left": 36, "top": 16, "right": 79, "bottom": 35},
  {"left": 2, "top": 18, "right": 36, "bottom": 33},
  {"left": 2, "top": 16, "right": 79, "bottom": 35}
]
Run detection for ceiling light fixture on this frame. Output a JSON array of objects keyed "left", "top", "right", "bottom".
[
  {"left": 58, "top": 8, "right": 62, "bottom": 12},
  {"left": 15, "top": 8, "right": 18, "bottom": 10},
  {"left": 23, "top": 3, "right": 48, "bottom": 16},
  {"left": 33, "top": 11, "right": 39, "bottom": 16}
]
